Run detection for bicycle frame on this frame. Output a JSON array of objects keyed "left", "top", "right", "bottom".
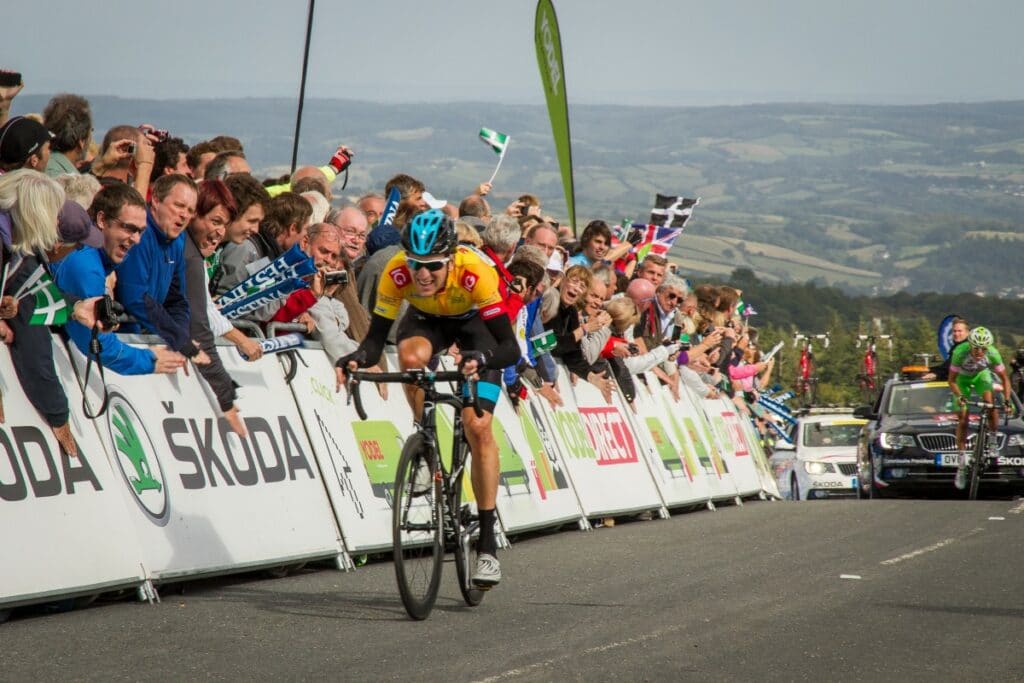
[{"left": 346, "top": 367, "right": 485, "bottom": 618}]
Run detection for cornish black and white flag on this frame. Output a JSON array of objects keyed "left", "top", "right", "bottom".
[{"left": 650, "top": 194, "right": 699, "bottom": 229}]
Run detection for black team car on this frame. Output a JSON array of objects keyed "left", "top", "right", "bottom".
[{"left": 854, "top": 372, "right": 1024, "bottom": 498}]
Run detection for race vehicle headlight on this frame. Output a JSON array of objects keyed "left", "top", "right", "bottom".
[
  {"left": 1005, "top": 434, "right": 1024, "bottom": 447},
  {"left": 803, "top": 461, "right": 836, "bottom": 475},
  {"left": 878, "top": 432, "right": 916, "bottom": 450}
]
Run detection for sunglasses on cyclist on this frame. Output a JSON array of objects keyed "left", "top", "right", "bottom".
[{"left": 407, "top": 257, "right": 450, "bottom": 272}]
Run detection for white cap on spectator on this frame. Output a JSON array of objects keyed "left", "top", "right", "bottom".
[
  {"left": 546, "top": 250, "right": 564, "bottom": 273},
  {"left": 421, "top": 191, "right": 447, "bottom": 209}
]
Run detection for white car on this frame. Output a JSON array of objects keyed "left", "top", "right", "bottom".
[{"left": 770, "top": 411, "right": 866, "bottom": 500}]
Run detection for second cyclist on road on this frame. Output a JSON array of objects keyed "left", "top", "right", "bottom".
[{"left": 948, "top": 326, "right": 1012, "bottom": 490}]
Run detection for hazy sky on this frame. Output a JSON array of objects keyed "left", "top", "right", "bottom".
[{"left": 3, "top": 0, "right": 1022, "bottom": 105}]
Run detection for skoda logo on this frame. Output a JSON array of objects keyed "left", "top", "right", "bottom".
[{"left": 106, "top": 390, "right": 170, "bottom": 526}]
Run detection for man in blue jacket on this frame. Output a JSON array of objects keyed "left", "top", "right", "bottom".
[
  {"left": 54, "top": 183, "right": 186, "bottom": 374},
  {"left": 115, "top": 173, "right": 209, "bottom": 366}
]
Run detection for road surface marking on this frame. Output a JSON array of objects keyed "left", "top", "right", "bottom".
[
  {"left": 840, "top": 574, "right": 862, "bottom": 580},
  {"left": 988, "top": 516, "right": 1005, "bottom": 521},
  {"left": 880, "top": 528, "right": 984, "bottom": 566},
  {"left": 474, "top": 625, "right": 685, "bottom": 682}
]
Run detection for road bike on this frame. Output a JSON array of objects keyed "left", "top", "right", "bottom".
[
  {"left": 347, "top": 367, "right": 486, "bottom": 620},
  {"left": 855, "top": 335, "right": 892, "bottom": 405},
  {"left": 960, "top": 397, "right": 1010, "bottom": 501},
  {"left": 793, "top": 333, "right": 829, "bottom": 408}
]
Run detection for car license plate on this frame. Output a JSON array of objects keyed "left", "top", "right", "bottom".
[{"left": 934, "top": 453, "right": 959, "bottom": 467}]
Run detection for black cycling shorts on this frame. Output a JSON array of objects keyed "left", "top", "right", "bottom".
[{"left": 396, "top": 308, "right": 502, "bottom": 414}]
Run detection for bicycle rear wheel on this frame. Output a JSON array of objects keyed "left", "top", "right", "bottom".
[
  {"left": 451, "top": 461, "right": 485, "bottom": 607},
  {"left": 968, "top": 426, "right": 986, "bottom": 501},
  {"left": 393, "top": 433, "right": 444, "bottom": 620}
]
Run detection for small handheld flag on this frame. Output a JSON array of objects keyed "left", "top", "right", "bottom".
[
  {"left": 479, "top": 127, "right": 511, "bottom": 184},
  {"left": 27, "top": 275, "right": 68, "bottom": 326}
]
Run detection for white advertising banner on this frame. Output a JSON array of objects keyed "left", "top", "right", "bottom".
[
  {"left": 0, "top": 340, "right": 145, "bottom": 607},
  {"left": 488, "top": 390, "right": 585, "bottom": 533},
  {"left": 630, "top": 373, "right": 712, "bottom": 508},
  {"left": 701, "top": 397, "right": 762, "bottom": 497},
  {"left": 287, "top": 347, "right": 416, "bottom": 553},
  {"left": 430, "top": 356, "right": 584, "bottom": 535},
  {"left": 534, "top": 370, "right": 663, "bottom": 517},
  {"left": 738, "top": 413, "right": 782, "bottom": 499},
  {"left": 72, "top": 338, "right": 343, "bottom": 582},
  {"left": 666, "top": 387, "right": 739, "bottom": 501}
]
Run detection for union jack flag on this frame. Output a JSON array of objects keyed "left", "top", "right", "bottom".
[{"left": 633, "top": 224, "right": 684, "bottom": 259}]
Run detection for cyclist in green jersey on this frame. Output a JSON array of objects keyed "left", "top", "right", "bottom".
[{"left": 948, "top": 326, "right": 1013, "bottom": 490}]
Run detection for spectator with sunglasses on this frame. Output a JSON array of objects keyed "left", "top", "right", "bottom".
[{"left": 53, "top": 183, "right": 187, "bottom": 375}]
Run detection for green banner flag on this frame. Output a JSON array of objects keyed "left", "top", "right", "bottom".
[{"left": 534, "top": 0, "right": 576, "bottom": 235}]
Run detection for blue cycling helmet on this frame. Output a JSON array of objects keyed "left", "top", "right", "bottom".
[{"left": 402, "top": 209, "right": 457, "bottom": 257}]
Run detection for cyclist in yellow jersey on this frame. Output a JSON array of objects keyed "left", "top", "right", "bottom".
[{"left": 336, "top": 209, "right": 520, "bottom": 588}]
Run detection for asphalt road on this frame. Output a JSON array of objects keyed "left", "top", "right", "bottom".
[{"left": 4, "top": 497, "right": 1024, "bottom": 681}]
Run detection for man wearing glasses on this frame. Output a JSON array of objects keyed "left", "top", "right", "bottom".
[
  {"left": 53, "top": 183, "right": 186, "bottom": 374},
  {"left": 336, "top": 208, "right": 520, "bottom": 589}
]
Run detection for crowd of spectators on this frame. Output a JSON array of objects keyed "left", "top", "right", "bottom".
[{"left": 0, "top": 81, "right": 778, "bottom": 455}]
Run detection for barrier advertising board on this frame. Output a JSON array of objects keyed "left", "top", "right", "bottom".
[
  {"left": 630, "top": 373, "right": 712, "bottom": 508},
  {"left": 287, "top": 347, "right": 417, "bottom": 553},
  {"left": 0, "top": 341, "right": 145, "bottom": 607},
  {"left": 702, "top": 398, "right": 762, "bottom": 497},
  {"left": 535, "top": 372, "right": 663, "bottom": 517},
  {"left": 72, "top": 338, "right": 343, "bottom": 582},
  {"left": 662, "top": 387, "right": 738, "bottom": 501}
]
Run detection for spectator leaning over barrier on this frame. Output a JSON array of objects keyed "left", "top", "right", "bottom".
[
  {"left": 0, "top": 170, "right": 79, "bottom": 454},
  {"left": 328, "top": 205, "right": 369, "bottom": 265},
  {"left": 42, "top": 93, "right": 92, "bottom": 177},
  {"left": 504, "top": 255, "right": 562, "bottom": 409},
  {"left": 54, "top": 183, "right": 187, "bottom": 375},
  {"left": 217, "top": 190, "right": 311, "bottom": 296},
  {"left": 326, "top": 206, "right": 370, "bottom": 340},
  {"left": 184, "top": 179, "right": 258, "bottom": 437},
  {"left": 115, "top": 173, "right": 211, "bottom": 367},
  {"left": 270, "top": 223, "right": 360, "bottom": 364},
  {"left": 479, "top": 214, "right": 524, "bottom": 314},
  {"left": 210, "top": 173, "right": 270, "bottom": 295}
]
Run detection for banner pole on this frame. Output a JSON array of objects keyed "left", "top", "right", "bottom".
[{"left": 290, "top": 0, "right": 316, "bottom": 175}]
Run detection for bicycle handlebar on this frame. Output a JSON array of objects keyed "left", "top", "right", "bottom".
[{"left": 344, "top": 368, "right": 482, "bottom": 420}]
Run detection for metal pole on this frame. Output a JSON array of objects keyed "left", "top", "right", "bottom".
[{"left": 291, "top": 0, "right": 315, "bottom": 174}]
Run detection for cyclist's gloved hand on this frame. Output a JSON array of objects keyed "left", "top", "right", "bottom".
[
  {"left": 459, "top": 350, "right": 489, "bottom": 376},
  {"left": 336, "top": 349, "right": 368, "bottom": 374}
]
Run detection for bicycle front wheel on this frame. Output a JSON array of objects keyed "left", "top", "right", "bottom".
[
  {"left": 968, "top": 427, "right": 986, "bottom": 501},
  {"left": 393, "top": 433, "right": 444, "bottom": 620},
  {"left": 451, "top": 461, "right": 485, "bottom": 607}
]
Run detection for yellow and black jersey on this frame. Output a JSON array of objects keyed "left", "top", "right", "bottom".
[{"left": 374, "top": 246, "right": 505, "bottom": 321}]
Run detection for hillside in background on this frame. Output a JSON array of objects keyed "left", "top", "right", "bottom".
[{"left": 17, "top": 95, "right": 1024, "bottom": 295}]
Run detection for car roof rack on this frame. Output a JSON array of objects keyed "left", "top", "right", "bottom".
[
  {"left": 795, "top": 405, "right": 855, "bottom": 416},
  {"left": 899, "top": 364, "right": 932, "bottom": 380}
]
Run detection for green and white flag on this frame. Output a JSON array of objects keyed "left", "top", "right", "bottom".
[
  {"left": 479, "top": 127, "right": 509, "bottom": 156},
  {"left": 27, "top": 274, "right": 68, "bottom": 326}
]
